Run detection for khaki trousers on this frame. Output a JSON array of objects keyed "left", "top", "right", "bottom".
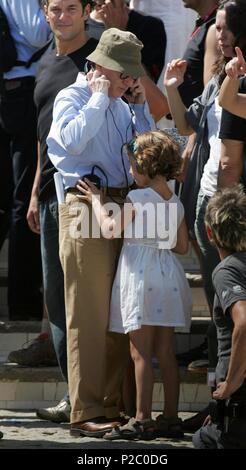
[{"left": 59, "top": 194, "right": 128, "bottom": 423}]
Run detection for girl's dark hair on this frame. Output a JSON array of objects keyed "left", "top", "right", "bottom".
[
  {"left": 213, "top": 1, "right": 246, "bottom": 85},
  {"left": 126, "top": 131, "right": 182, "bottom": 181},
  {"left": 223, "top": 1, "right": 246, "bottom": 57}
]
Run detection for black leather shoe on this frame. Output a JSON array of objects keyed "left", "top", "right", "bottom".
[
  {"left": 0, "top": 430, "right": 3, "bottom": 439},
  {"left": 182, "top": 406, "right": 209, "bottom": 433},
  {"left": 176, "top": 340, "right": 208, "bottom": 366},
  {"left": 70, "top": 416, "right": 121, "bottom": 438}
]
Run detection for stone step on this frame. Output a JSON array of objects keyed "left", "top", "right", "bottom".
[
  {"left": 0, "top": 318, "right": 209, "bottom": 362},
  {"left": 0, "top": 361, "right": 209, "bottom": 412},
  {"left": 0, "top": 362, "right": 66, "bottom": 411},
  {"left": 153, "top": 366, "right": 209, "bottom": 412},
  {"left": 0, "top": 241, "right": 206, "bottom": 320},
  {"left": 0, "top": 283, "right": 210, "bottom": 322},
  {"left": 0, "top": 321, "right": 41, "bottom": 362}
]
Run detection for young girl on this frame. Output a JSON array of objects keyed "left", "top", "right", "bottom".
[{"left": 77, "top": 130, "right": 192, "bottom": 440}]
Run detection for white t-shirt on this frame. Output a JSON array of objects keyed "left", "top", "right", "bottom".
[{"left": 200, "top": 97, "right": 222, "bottom": 197}]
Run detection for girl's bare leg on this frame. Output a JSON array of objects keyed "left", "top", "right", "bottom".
[
  {"left": 154, "top": 327, "right": 180, "bottom": 417},
  {"left": 129, "top": 326, "right": 155, "bottom": 421}
]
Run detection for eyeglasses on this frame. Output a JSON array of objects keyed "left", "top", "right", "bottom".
[{"left": 120, "top": 72, "right": 138, "bottom": 82}]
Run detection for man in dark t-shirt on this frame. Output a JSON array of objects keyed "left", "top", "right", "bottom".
[
  {"left": 193, "top": 186, "right": 246, "bottom": 449},
  {"left": 26, "top": 0, "right": 97, "bottom": 424},
  {"left": 179, "top": 0, "right": 217, "bottom": 107},
  {"left": 35, "top": 40, "right": 97, "bottom": 203}
]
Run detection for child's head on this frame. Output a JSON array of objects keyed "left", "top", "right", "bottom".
[
  {"left": 126, "top": 130, "right": 181, "bottom": 182},
  {"left": 205, "top": 185, "right": 246, "bottom": 253}
]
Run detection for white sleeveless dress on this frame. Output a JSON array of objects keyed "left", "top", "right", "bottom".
[{"left": 109, "top": 188, "right": 192, "bottom": 334}]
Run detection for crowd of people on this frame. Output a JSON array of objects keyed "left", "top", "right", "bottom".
[{"left": 0, "top": 0, "right": 246, "bottom": 448}]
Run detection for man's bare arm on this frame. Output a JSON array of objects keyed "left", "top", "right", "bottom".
[
  {"left": 26, "top": 142, "right": 41, "bottom": 234},
  {"left": 213, "top": 300, "right": 246, "bottom": 399},
  {"left": 218, "top": 139, "right": 244, "bottom": 188},
  {"left": 141, "top": 76, "right": 169, "bottom": 122},
  {"left": 203, "top": 24, "right": 219, "bottom": 85}
]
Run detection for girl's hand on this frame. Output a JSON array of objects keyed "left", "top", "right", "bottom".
[
  {"left": 76, "top": 178, "right": 101, "bottom": 204},
  {"left": 225, "top": 47, "right": 246, "bottom": 79},
  {"left": 164, "top": 59, "right": 187, "bottom": 88},
  {"left": 125, "top": 78, "right": 146, "bottom": 104}
]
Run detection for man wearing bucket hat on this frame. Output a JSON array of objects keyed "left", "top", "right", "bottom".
[
  {"left": 47, "top": 27, "right": 155, "bottom": 438},
  {"left": 86, "top": 26, "right": 146, "bottom": 80}
]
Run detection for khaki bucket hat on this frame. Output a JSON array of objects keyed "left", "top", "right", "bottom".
[{"left": 86, "top": 28, "right": 146, "bottom": 78}]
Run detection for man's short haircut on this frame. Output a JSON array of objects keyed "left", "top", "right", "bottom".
[
  {"left": 43, "top": 0, "right": 93, "bottom": 7},
  {"left": 205, "top": 185, "right": 246, "bottom": 253}
]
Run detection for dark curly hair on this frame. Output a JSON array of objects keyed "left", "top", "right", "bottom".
[{"left": 126, "top": 130, "right": 182, "bottom": 181}]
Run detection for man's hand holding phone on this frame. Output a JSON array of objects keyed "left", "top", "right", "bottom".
[
  {"left": 87, "top": 69, "right": 110, "bottom": 95},
  {"left": 124, "top": 79, "right": 146, "bottom": 104}
]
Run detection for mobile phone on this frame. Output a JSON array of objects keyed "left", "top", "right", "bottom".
[
  {"left": 84, "top": 60, "right": 95, "bottom": 74},
  {"left": 125, "top": 88, "right": 133, "bottom": 96},
  {"left": 82, "top": 173, "right": 101, "bottom": 189}
]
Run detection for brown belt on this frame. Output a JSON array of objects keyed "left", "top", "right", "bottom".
[{"left": 66, "top": 185, "right": 136, "bottom": 199}]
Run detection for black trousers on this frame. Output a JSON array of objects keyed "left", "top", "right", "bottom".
[{"left": 0, "top": 77, "right": 42, "bottom": 320}]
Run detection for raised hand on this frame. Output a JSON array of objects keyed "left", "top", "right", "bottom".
[
  {"left": 164, "top": 59, "right": 187, "bottom": 88},
  {"left": 99, "top": 0, "right": 129, "bottom": 30},
  {"left": 225, "top": 46, "right": 246, "bottom": 79},
  {"left": 87, "top": 69, "right": 110, "bottom": 95},
  {"left": 124, "top": 79, "right": 146, "bottom": 104}
]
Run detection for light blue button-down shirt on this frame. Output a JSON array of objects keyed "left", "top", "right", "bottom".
[
  {"left": 0, "top": 0, "right": 52, "bottom": 79},
  {"left": 47, "top": 73, "right": 155, "bottom": 189}
]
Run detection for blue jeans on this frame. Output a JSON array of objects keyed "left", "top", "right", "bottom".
[
  {"left": 194, "top": 189, "right": 220, "bottom": 368},
  {"left": 194, "top": 190, "right": 220, "bottom": 313},
  {"left": 40, "top": 195, "right": 68, "bottom": 384}
]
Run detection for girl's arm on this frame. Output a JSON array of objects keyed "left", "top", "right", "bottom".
[
  {"left": 76, "top": 179, "right": 135, "bottom": 239},
  {"left": 172, "top": 218, "right": 189, "bottom": 255},
  {"left": 219, "top": 47, "right": 246, "bottom": 118},
  {"left": 164, "top": 59, "right": 193, "bottom": 135}
]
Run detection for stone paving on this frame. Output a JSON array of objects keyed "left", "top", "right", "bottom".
[{"left": 0, "top": 410, "right": 194, "bottom": 449}]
